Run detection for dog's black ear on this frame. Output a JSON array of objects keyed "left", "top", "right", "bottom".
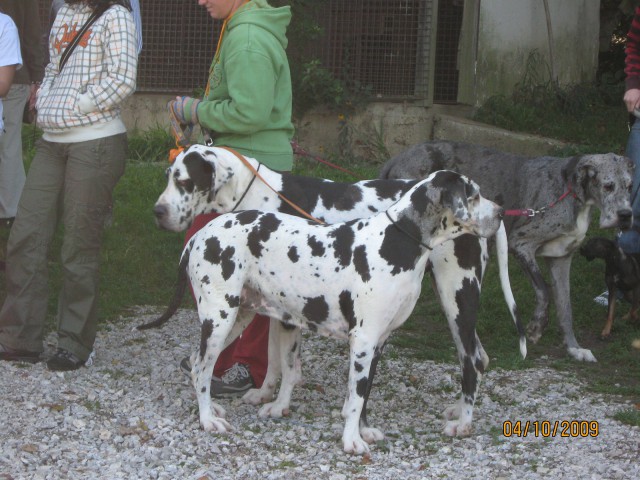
[
  {"left": 183, "top": 151, "right": 214, "bottom": 192},
  {"left": 562, "top": 156, "right": 592, "bottom": 204}
]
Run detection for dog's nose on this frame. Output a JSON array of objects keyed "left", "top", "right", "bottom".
[
  {"left": 153, "top": 204, "right": 167, "bottom": 219},
  {"left": 617, "top": 208, "right": 633, "bottom": 230}
]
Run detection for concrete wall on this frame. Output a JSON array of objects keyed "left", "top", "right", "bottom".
[{"left": 473, "top": 0, "right": 600, "bottom": 105}]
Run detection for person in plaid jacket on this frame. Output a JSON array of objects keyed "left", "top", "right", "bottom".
[{"left": 0, "top": 0, "right": 137, "bottom": 371}]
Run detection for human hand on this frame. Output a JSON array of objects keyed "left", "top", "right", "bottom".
[
  {"left": 623, "top": 88, "right": 640, "bottom": 113},
  {"left": 168, "top": 96, "right": 201, "bottom": 125},
  {"left": 28, "top": 83, "right": 39, "bottom": 111}
]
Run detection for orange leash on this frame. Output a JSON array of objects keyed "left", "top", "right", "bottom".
[{"left": 219, "top": 146, "right": 325, "bottom": 225}]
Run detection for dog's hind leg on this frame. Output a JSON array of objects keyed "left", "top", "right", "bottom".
[
  {"left": 547, "top": 255, "right": 597, "bottom": 361},
  {"left": 243, "top": 318, "right": 286, "bottom": 405},
  {"left": 358, "top": 343, "right": 385, "bottom": 444},
  {"left": 341, "top": 335, "right": 381, "bottom": 454},
  {"left": 513, "top": 249, "right": 551, "bottom": 344},
  {"left": 191, "top": 313, "right": 237, "bottom": 433},
  {"left": 257, "top": 323, "right": 302, "bottom": 418}
]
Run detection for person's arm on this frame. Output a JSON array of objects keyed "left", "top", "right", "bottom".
[
  {"left": 625, "top": 7, "right": 640, "bottom": 112},
  {"left": 0, "top": 64, "right": 16, "bottom": 97},
  {"left": 0, "top": 15, "right": 22, "bottom": 97}
]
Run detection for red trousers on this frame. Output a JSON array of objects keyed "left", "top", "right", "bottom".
[{"left": 185, "top": 213, "right": 269, "bottom": 386}]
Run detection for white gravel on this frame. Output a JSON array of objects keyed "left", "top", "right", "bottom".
[{"left": 1, "top": 306, "right": 639, "bottom": 480}]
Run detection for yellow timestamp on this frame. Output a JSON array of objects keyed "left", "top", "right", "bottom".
[{"left": 502, "top": 420, "right": 599, "bottom": 438}]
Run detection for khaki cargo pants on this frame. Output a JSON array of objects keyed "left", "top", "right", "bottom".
[{"left": 0, "top": 134, "right": 127, "bottom": 361}]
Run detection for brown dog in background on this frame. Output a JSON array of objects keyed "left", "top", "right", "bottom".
[{"left": 579, "top": 237, "right": 640, "bottom": 338}]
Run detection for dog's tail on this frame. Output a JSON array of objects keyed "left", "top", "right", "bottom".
[
  {"left": 137, "top": 248, "right": 191, "bottom": 330},
  {"left": 495, "top": 221, "right": 527, "bottom": 359}
]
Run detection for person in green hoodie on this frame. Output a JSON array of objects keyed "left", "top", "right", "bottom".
[{"left": 169, "top": 0, "right": 294, "bottom": 396}]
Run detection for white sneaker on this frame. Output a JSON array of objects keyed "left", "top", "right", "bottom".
[{"left": 593, "top": 291, "right": 608, "bottom": 307}]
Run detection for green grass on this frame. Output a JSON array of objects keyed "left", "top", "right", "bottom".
[{"left": 3, "top": 93, "right": 640, "bottom": 430}]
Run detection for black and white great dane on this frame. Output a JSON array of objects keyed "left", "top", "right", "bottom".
[
  {"left": 380, "top": 140, "right": 635, "bottom": 362},
  {"left": 148, "top": 145, "right": 526, "bottom": 439},
  {"left": 154, "top": 168, "right": 505, "bottom": 454}
]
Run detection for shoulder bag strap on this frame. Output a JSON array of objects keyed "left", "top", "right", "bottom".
[{"left": 59, "top": 7, "right": 105, "bottom": 71}]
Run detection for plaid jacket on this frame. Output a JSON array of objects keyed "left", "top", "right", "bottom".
[{"left": 36, "top": 3, "right": 137, "bottom": 134}]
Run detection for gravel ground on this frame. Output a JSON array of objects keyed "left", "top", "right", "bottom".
[{"left": 1, "top": 306, "right": 639, "bottom": 480}]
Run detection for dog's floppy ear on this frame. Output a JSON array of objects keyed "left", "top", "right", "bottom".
[
  {"left": 202, "top": 148, "right": 235, "bottom": 198},
  {"left": 562, "top": 155, "right": 592, "bottom": 204},
  {"left": 435, "top": 170, "right": 474, "bottom": 221},
  {"left": 183, "top": 151, "right": 214, "bottom": 192}
]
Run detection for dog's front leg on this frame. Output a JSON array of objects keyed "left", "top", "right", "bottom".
[
  {"left": 258, "top": 323, "right": 302, "bottom": 418},
  {"left": 192, "top": 319, "right": 234, "bottom": 433},
  {"left": 243, "top": 317, "right": 284, "bottom": 405},
  {"left": 341, "top": 336, "right": 378, "bottom": 455},
  {"left": 547, "top": 255, "right": 596, "bottom": 361}
]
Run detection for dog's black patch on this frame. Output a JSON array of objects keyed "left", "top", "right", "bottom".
[
  {"left": 379, "top": 220, "right": 423, "bottom": 274},
  {"left": 247, "top": 213, "right": 281, "bottom": 258},
  {"left": 362, "top": 179, "right": 418, "bottom": 200},
  {"left": 236, "top": 210, "right": 260, "bottom": 225},
  {"left": 204, "top": 237, "right": 236, "bottom": 280},
  {"left": 307, "top": 235, "right": 326, "bottom": 257},
  {"left": 199, "top": 319, "right": 213, "bottom": 359},
  {"left": 302, "top": 295, "right": 329, "bottom": 324},
  {"left": 453, "top": 234, "right": 483, "bottom": 278},
  {"left": 225, "top": 293, "right": 240, "bottom": 308},
  {"left": 330, "top": 224, "right": 355, "bottom": 267},
  {"left": 461, "top": 356, "right": 477, "bottom": 399},
  {"left": 356, "top": 376, "right": 368, "bottom": 397},
  {"left": 339, "top": 290, "right": 357, "bottom": 330},
  {"left": 287, "top": 246, "right": 300, "bottom": 263},
  {"left": 183, "top": 151, "right": 214, "bottom": 192},
  {"left": 353, "top": 245, "right": 371, "bottom": 282},
  {"left": 454, "top": 276, "right": 481, "bottom": 355},
  {"left": 354, "top": 361, "right": 364, "bottom": 373}
]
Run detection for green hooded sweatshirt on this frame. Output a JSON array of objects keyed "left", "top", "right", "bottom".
[{"left": 189, "top": 0, "right": 294, "bottom": 171}]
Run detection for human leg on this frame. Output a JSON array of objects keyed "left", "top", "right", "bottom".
[
  {"left": 0, "top": 140, "right": 67, "bottom": 354},
  {"left": 0, "top": 84, "right": 29, "bottom": 220},
  {"left": 54, "top": 134, "right": 127, "bottom": 362},
  {"left": 618, "top": 120, "right": 640, "bottom": 254}
]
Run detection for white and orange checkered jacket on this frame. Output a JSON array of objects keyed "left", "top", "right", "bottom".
[{"left": 36, "top": 2, "right": 137, "bottom": 141}]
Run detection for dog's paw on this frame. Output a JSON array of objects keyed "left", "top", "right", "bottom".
[
  {"left": 567, "top": 347, "right": 597, "bottom": 362},
  {"left": 360, "top": 426, "right": 384, "bottom": 444},
  {"left": 242, "top": 386, "right": 275, "bottom": 405},
  {"left": 526, "top": 322, "right": 543, "bottom": 343},
  {"left": 343, "top": 435, "right": 371, "bottom": 455},
  {"left": 443, "top": 420, "right": 472, "bottom": 437},
  {"left": 200, "top": 415, "right": 233, "bottom": 433},
  {"left": 257, "top": 401, "right": 289, "bottom": 418}
]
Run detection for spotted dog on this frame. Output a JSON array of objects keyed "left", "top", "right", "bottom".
[
  {"left": 165, "top": 171, "right": 504, "bottom": 454},
  {"left": 149, "top": 145, "right": 525, "bottom": 438},
  {"left": 380, "top": 140, "right": 634, "bottom": 362}
]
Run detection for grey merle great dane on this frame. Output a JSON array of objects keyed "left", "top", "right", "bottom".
[
  {"left": 152, "top": 169, "right": 505, "bottom": 454},
  {"left": 146, "top": 144, "right": 526, "bottom": 440},
  {"left": 380, "top": 140, "right": 634, "bottom": 362}
]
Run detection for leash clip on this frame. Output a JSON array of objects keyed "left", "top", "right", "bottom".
[{"left": 526, "top": 208, "right": 537, "bottom": 217}]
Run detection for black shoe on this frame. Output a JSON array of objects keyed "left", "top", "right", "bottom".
[
  {"left": 0, "top": 342, "right": 40, "bottom": 363},
  {"left": 0, "top": 217, "right": 14, "bottom": 228},
  {"left": 47, "top": 349, "right": 85, "bottom": 371},
  {"left": 179, "top": 357, "right": 255, "bottom": 397},
  {"left": 212, "top": 363, "right": 255, "bottom": 396}
]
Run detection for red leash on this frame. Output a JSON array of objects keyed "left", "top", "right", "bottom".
[
  {"left": 291, "top": 140, "right": 360, "bottom": 179},
  {"left": 504, "top": 184, "right": 577, "bottom": 217}
]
